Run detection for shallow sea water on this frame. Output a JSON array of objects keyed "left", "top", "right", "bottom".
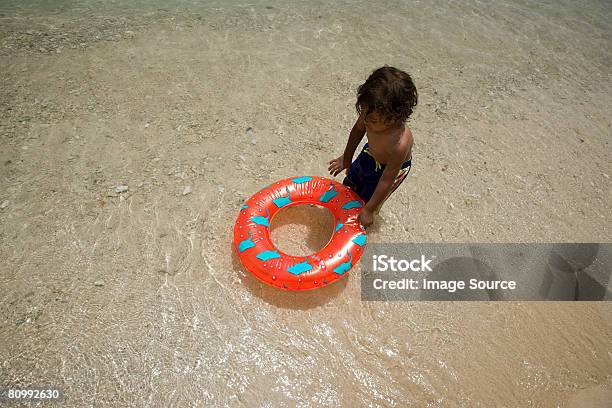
[{"left": 0, "top": 0, "right": 611, "bottom": 406}]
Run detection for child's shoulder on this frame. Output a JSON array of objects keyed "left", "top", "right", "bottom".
[
  {"left": 403, "top": 124, "right": 414, "bottom": 140},
  {"left": 400, "top": 124, "right": 414, "bottom": 150}
]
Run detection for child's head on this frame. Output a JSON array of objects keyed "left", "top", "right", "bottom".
[{"left": 355, "top": 66, "right": 418, "bottom": 129}]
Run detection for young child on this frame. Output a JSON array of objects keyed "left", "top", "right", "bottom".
[{"left": 328, "top": 66, "right": 418, "bottom": 227}]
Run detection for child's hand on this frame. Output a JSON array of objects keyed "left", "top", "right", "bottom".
[
  {"left": 359, "top": 207, "right": 374, "bottom": 228},
  {"left": 328, "top": 155, "right": 349, "bottom": 177}
]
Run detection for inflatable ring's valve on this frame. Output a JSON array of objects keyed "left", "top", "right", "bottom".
[{"left": 233, "top": 176, "right": 367, "bottom": 290}]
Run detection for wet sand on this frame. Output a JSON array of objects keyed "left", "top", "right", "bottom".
[{"left": 1, "top": 0, "right": 611, "bottom": 406}]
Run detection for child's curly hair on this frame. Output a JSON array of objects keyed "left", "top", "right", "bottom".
[{"left": 356, "top": 66, "right": 418, "bottom": 123}]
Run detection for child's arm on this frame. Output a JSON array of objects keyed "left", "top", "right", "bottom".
[
  {"left": 328, "top": 115, "right": 366, "bottom": 176},
  {"left": 367, "top": 158, "right": 403, "bottom": 211},
  {"left": 359, "top": 154, "right": 404, "bottom": 227}
]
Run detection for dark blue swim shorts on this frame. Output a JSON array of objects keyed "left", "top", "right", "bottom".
[{"left": 342, "top": 143, "right": 412, "bottom": 203}]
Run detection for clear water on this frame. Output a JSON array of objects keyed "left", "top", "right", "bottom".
[{"left": 1, "top": 0, "right": 611, "bottom": 406}]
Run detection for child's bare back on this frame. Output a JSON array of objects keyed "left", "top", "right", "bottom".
[{"left": 361, "top": 114, "right": 413, "bottom": 167}]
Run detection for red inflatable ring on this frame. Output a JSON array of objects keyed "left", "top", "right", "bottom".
[{"left": 233, "top": 176, "right": 367, "bottom": 290}]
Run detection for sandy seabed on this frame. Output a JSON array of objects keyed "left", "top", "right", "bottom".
[{"left": 1, "top": 0, "right": 611, "bottom": 406}]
